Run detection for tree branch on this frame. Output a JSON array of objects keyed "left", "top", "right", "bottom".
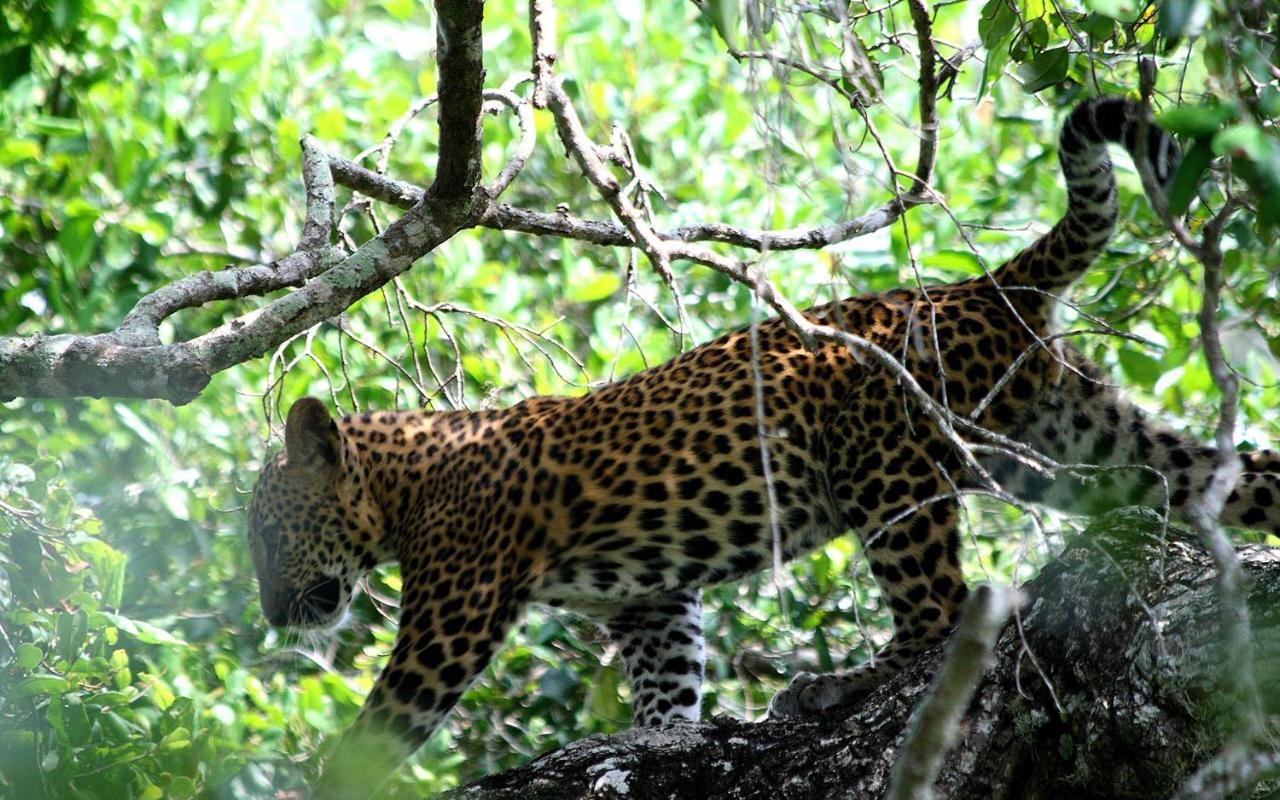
[
  {"left": 0, "top": 0, "right": 489, "bottom": 404},
  {"left": 0, "top": 0, "right": 969, "bottom": 405},
  {"left": 428, "top": 0, "right": 486, "bottom": 201},
  {"left": 1131, "top": 73, "right": 1266, "bottom": 760},
  {"left": 529, "top": 0, "right": 556, "bottom": 108}
]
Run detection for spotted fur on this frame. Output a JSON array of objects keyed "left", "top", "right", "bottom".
[{"left": 247, "top": 98, "right": 1280, "bottom": 796}]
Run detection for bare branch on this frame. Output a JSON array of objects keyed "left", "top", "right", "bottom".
[
  {"left": 1183, "top": 205, "right": 1265, "bottom": 745},
  {"left": 545, "top": 80, "right": 694, "bottom": 340},
  {"left": 118, "top": 138, "right": 343, "bottom": 336},
  {"left": 1128, "top": 81, "right": 1266, "bottom": 757},
  {"left": 329, "top": 153, "right": 425, "bottom": 208},
  {"left": 529, "top": 0, "right": 556, "bottom": 108},
  {"left": 904, "top": 0, "right": 940, "bottom": 199},
  {"left": 354, "top": 96, "right": 437, "bottom": 173},
  {"left": 481, "top": 88, "right": 536, "bottom": 198}
]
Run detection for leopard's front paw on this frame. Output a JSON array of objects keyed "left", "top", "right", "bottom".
[{"left": 767, "top": 672, "right": 864, "bottom": 718}]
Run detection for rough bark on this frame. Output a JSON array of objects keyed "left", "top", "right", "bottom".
[{"left": 444, "top": 509, "right": 1280, "bottom": 800}]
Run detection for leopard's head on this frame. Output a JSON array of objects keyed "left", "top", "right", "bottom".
[{"left": 248, "top": 398, "right": 388, "bottom": 628}]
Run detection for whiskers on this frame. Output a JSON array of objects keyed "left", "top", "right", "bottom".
[{"left": 269, "top": 578, "right": 359, "bottom": 674}]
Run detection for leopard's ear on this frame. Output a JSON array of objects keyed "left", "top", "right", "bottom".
[{"left": 284, "top": 397, "right": 342, "bottom": 475}]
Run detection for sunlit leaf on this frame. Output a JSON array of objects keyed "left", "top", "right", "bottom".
[{"left": 1086, "top": 0, "right": 1140, "bottom": 21}]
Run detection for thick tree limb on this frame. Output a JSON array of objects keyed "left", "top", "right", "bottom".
[
  {"left": 443, "top": 510, "right": 1280, "bottom": 800},
  {"left": 429, "top": 0, "right": 486, "bottom": 201}
]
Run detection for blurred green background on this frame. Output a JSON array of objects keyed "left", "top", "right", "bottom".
[{"left": 2, "top": 0, "right": 1277, "bottom": 796}]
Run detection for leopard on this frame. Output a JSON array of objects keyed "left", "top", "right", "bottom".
[{"left": 247, "top": 97, "right": 1280, "bottom": 798}]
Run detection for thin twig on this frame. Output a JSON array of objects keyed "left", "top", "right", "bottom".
[{"left": 887, "top": 585, "right": 1023, "bottom": 800}]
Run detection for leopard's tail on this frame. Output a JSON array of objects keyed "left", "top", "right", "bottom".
[{"left": 991, "top": 97, "right": 1178, "bottom": 295}]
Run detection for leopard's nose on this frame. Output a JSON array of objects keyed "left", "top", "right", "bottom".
[{"left": 260, "top": 586, "right": 289, "bottom": 627}]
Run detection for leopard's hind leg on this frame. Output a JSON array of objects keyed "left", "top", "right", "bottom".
[
  {"left": 581, "top": 590, "right": 706, "bottom": 726},
  {"left": 770, "top": 456, "right": 968, "bottom": 717}
]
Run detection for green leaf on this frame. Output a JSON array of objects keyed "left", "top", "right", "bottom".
[
  {"left": 1212, "top": 124, "right": 1269, "bottom": 160},
  {"left": 978, "top": 0, "right": 1017, "bottom": 49},
  {"left": 166, "top": 776, "right": 197, "bottom": 800},
  {"left": 12, "top": 674, "right": 72, "bottom": 699},
  {"left": 1166, "top": 139, "right": 1213, "bottom": 217},
  {"left": 204, "top": 80, "right": 234, "bottom": 137},
  {"left": 0, "top": 138, "right": 40, "bottom": 166},
  {"left": 1118, "top": 349, "right": 1162, "bottom": 388},
  {"left": 100, "top": 613, "right": 187, "bottom": 647},
  {"left": 0, "top": 44, "right": 32, "bottom": 89},
  {"left": 160, "top": 726, "right": 192, "bottom": 750},
  {"left": 922, "top": 249, "right": 982, "bottom": 274},
  {"left": 698, "top": 0, "right": 738, "bottom": 49},
  {"left": 79, "top": 539, "right": 127, "bottom": 609},
  {"left": 1085, "top": 0, "right": 1140, "bottom": 21},
  {"left": 1079, "top": 13, "right": 1116, "bottom": 39},
  {"left": 1156, "top": 0, "right": 1208, "bottom": 38},
  {"left": 29, "top": 116, "right": 83, "bottom": 137},
  {"left": 1157, "top": 104, "right": 1236, "bottom": 138},
  {"left": 567, "top": 271, "right": 621, "bottom": 303},
  {"left": 57, "top": 212, "right": 99, "bottom": 271},
  {"left": 979, "top": 43, "right": 1011, "bottom": 101},
  {"left": 814, "top": 626, "right": 834, "bottom": 672},
  {"left": 16, "top": 643, "right": 43, "bottom": 670},
  {"left": 138, "top": 785, "right": 165, "bottom": 800},
  {"left": 45, "top": 693, "right": 67, "bottom": 739},
  {"left": 314, "top": 106, "right": 347, "bottom": 140},
  {"left": 1016, "top": 46, "right": 1070, "bottom": 94},
  {"left": 55, "top": 611, "right": 88, "bottom": 664},
  {"left": 587, "top": 665, "right": 625, "bottom": 721},
  {"left": 384, "top": 0, "right": 416, "bottom": 20}
]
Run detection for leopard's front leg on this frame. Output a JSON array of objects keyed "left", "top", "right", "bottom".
[{"left": 313, "top": 578, "right": 523, "bottom": 799}]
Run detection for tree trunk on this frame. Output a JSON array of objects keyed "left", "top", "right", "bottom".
[{"left": 443, "top": 509, "right": 1280, "bottom": 799}]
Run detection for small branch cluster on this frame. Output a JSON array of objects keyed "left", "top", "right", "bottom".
[{"left": 0, "top": 1, "right": 489, "bottom": 404}]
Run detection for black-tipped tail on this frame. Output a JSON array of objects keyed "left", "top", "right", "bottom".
[{"left": 992, "top": 97, "right": 1178, "bottom": 294}]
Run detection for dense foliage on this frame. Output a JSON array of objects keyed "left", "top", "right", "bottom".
[{"left": 1, "top": 0, "right": 1277, "bottom": 796}]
